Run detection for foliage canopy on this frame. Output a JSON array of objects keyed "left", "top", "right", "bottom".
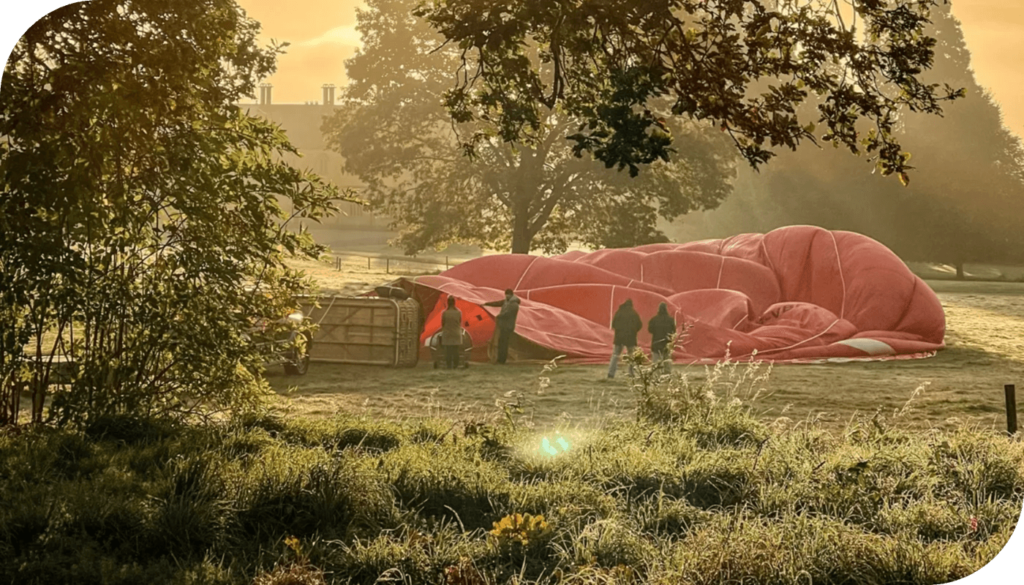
[
  {"left": 324, "top": 0, "right": 736, "bottom": 255},
  {"left": 667, "top": 2, "right": 1024, "bottom": 272},
  {"left": 415, "top": 0, "right": 965, "bottom": 181},
  {"left": 0, "top": 0, "right": 344, "bottom": 425}
]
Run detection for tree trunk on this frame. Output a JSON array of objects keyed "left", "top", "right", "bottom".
[
  {"left": 511, "top": 211, "right": 532, "bottom": 254},
  {"left": 955, "top": 262, "right": 965, "bottom": 280}
]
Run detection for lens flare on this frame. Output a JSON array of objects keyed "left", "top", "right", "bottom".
[
  {"left": 541, "top": 437, "right": 558, "bottom": 456},
  {"left": 539, "top": 432, "right": 571, "bottom": 457}
]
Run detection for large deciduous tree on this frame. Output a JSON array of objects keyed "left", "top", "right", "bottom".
[
  {"left": 322, "top": 0, "right": 735, "bottom": 255},
  {"left": 1, "top": 0, "right": 345, "bottom": 426},
  {"left": 416, "top": 0, "right": 965, "bottom": 182}
]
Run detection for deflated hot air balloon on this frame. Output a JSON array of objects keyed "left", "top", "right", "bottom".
[{"left": 390, "top": 226, "right": 945, "bottom": 364}]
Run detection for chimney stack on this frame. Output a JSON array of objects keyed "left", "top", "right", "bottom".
[
  {"left": 262, "top": 82, "right": 278, "bottom": 104},
  {"left": 322, "top": 84, "right": 336, "bottom": 106}
]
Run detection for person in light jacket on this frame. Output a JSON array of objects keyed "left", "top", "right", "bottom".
[
  {"left": 441, "top": 296, "right": 463, "bottom": 369},
  {"left": 608, "top": 299, "right": 642, "bottom": 378},
  {"left": 484, "top": 288, "right": 520, "bottom": 364},
  {"left": 647, "top": 302, "right": 676, "bottom": 373}
]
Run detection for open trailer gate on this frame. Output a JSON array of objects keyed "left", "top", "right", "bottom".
[{"left": 299, "top": 296, "right": 420, "bottom": 367}]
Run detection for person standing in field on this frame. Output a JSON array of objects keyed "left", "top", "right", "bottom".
[
  {"left": 484, "top": 288, "right": 520, "bottom": 364},
  {"left": 441, "top": 296, "right": 463, "bottom": 369},
  {"left": 648, "top": 302, "right": 676, "bottom": 374},
  {"left": 608, "top": 298, "right": 642, "bottom": 378}
]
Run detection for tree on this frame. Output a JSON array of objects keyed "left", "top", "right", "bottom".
[
  {"left": 416, "top": 0, "right": 965, "bottom": 181},
  {"left": 1, "top": 0, "right": 345, "bottom": 426},
  {"left": 322, "top": 0, "right": 735, "bottom": 255},
  {"left": 666, "top": 2, "right": 1024, "bottom": 276}
]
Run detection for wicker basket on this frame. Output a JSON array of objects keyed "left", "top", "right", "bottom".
[
  {"left": 393, "top": 297, "right": 421, "bottom": 368},
  {"left": 299, "top": 295, "right": 420, "bottom": 367}
]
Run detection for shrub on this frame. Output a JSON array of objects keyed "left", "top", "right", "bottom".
[{"left": 487, "top": 513, "right": 553, "bottom": 555}]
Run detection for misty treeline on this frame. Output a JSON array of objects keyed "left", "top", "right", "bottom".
[
  {"left": 328, "top": 0, "right": 966, "bottom": 255},
  {"left": 1, "top": 0, "right": 344, "bottom": 427},
  {"left": 667, "top": 2, "right": 1024, "bottom": 273}
]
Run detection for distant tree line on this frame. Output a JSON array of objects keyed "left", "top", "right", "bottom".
[{"left": 666, "top": 2, "right": 1024, "bottom": 275}]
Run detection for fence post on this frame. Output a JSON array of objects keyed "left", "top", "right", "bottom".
[{"left": 1006, "top": 384, "right": 1018, "bottom": 436}]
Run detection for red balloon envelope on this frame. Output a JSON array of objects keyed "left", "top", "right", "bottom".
[{"left": 391, "top": 226, "right": 945, "bottom": 364}]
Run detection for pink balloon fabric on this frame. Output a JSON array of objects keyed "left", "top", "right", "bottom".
[{"left": 397, "top": 226, "right": 946, "bottom": 363}]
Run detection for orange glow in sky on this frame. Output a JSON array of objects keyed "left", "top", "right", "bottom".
[{"left": 241, "top": 1, "right": 1022, "bottom": 135}]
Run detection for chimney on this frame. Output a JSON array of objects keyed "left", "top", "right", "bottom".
[
  {"left": 259, "top": 84, "right": 266, "bottom": 105},
  {"left": 322, "top": 84, "right": 336, "bottom": 106},
  {"left": 265, "top": 84, "right": 273, "bottom": 105}
]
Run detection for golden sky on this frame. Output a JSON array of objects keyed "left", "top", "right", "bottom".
[{"left": 239, "top": 0, "right": 1023, "bottom": 135}]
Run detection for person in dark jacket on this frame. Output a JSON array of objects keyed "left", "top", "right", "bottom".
[
  {"left": 484, "top": 288, "right": 520, "bottom": 364},
  {"left": 441, "top": 296, "right": 463, "bottom": 369},
  {"left": 608, "top": 299, "right": 642, "bottom": 378},
  {"left": 648, "top": 302, "right": 676, "bottom": 373}
]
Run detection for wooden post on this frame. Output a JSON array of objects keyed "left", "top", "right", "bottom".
[
  {"left": 1006, "top": 384, "right": 1018, "bottom": 436},
  {"left": 386, "top": 257, "right": 390, "bottom": 274},
  {"left": 446, "top": 256, "right": 449, "bottom": 270},
  {"left": 368, "top": 257, "right": 371, "bottom": 270}
]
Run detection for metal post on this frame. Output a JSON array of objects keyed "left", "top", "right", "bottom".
[{"left": 1006, "top": 384, "right": 1018, "bottom": 436}]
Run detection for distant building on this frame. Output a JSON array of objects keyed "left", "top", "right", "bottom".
[{"left": 240, "top": 83, "right": 375, "bottom": 228}]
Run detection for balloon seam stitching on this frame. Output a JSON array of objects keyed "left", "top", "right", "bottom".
[
  {"left": 514, "top": 256, "right": 540, "bottom": 291},
  {"left": 830, "top": 230, "right": 847, "bottom": 319}
]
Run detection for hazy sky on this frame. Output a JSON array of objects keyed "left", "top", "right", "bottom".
[{"left": 236, "top": 0, "right": 1024, "bottom": 137}]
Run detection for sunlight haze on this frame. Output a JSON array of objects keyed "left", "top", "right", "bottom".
[{"left": 237, "top": 0, "right": 1024, "bottom": 137}]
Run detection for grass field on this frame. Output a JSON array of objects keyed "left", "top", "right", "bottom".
[
  {"left": 269, "top": 260, "right": 1024, "bottom": 432},
  {"left": 4, "top": 258, "right": 1022, "bottom": 585}
]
